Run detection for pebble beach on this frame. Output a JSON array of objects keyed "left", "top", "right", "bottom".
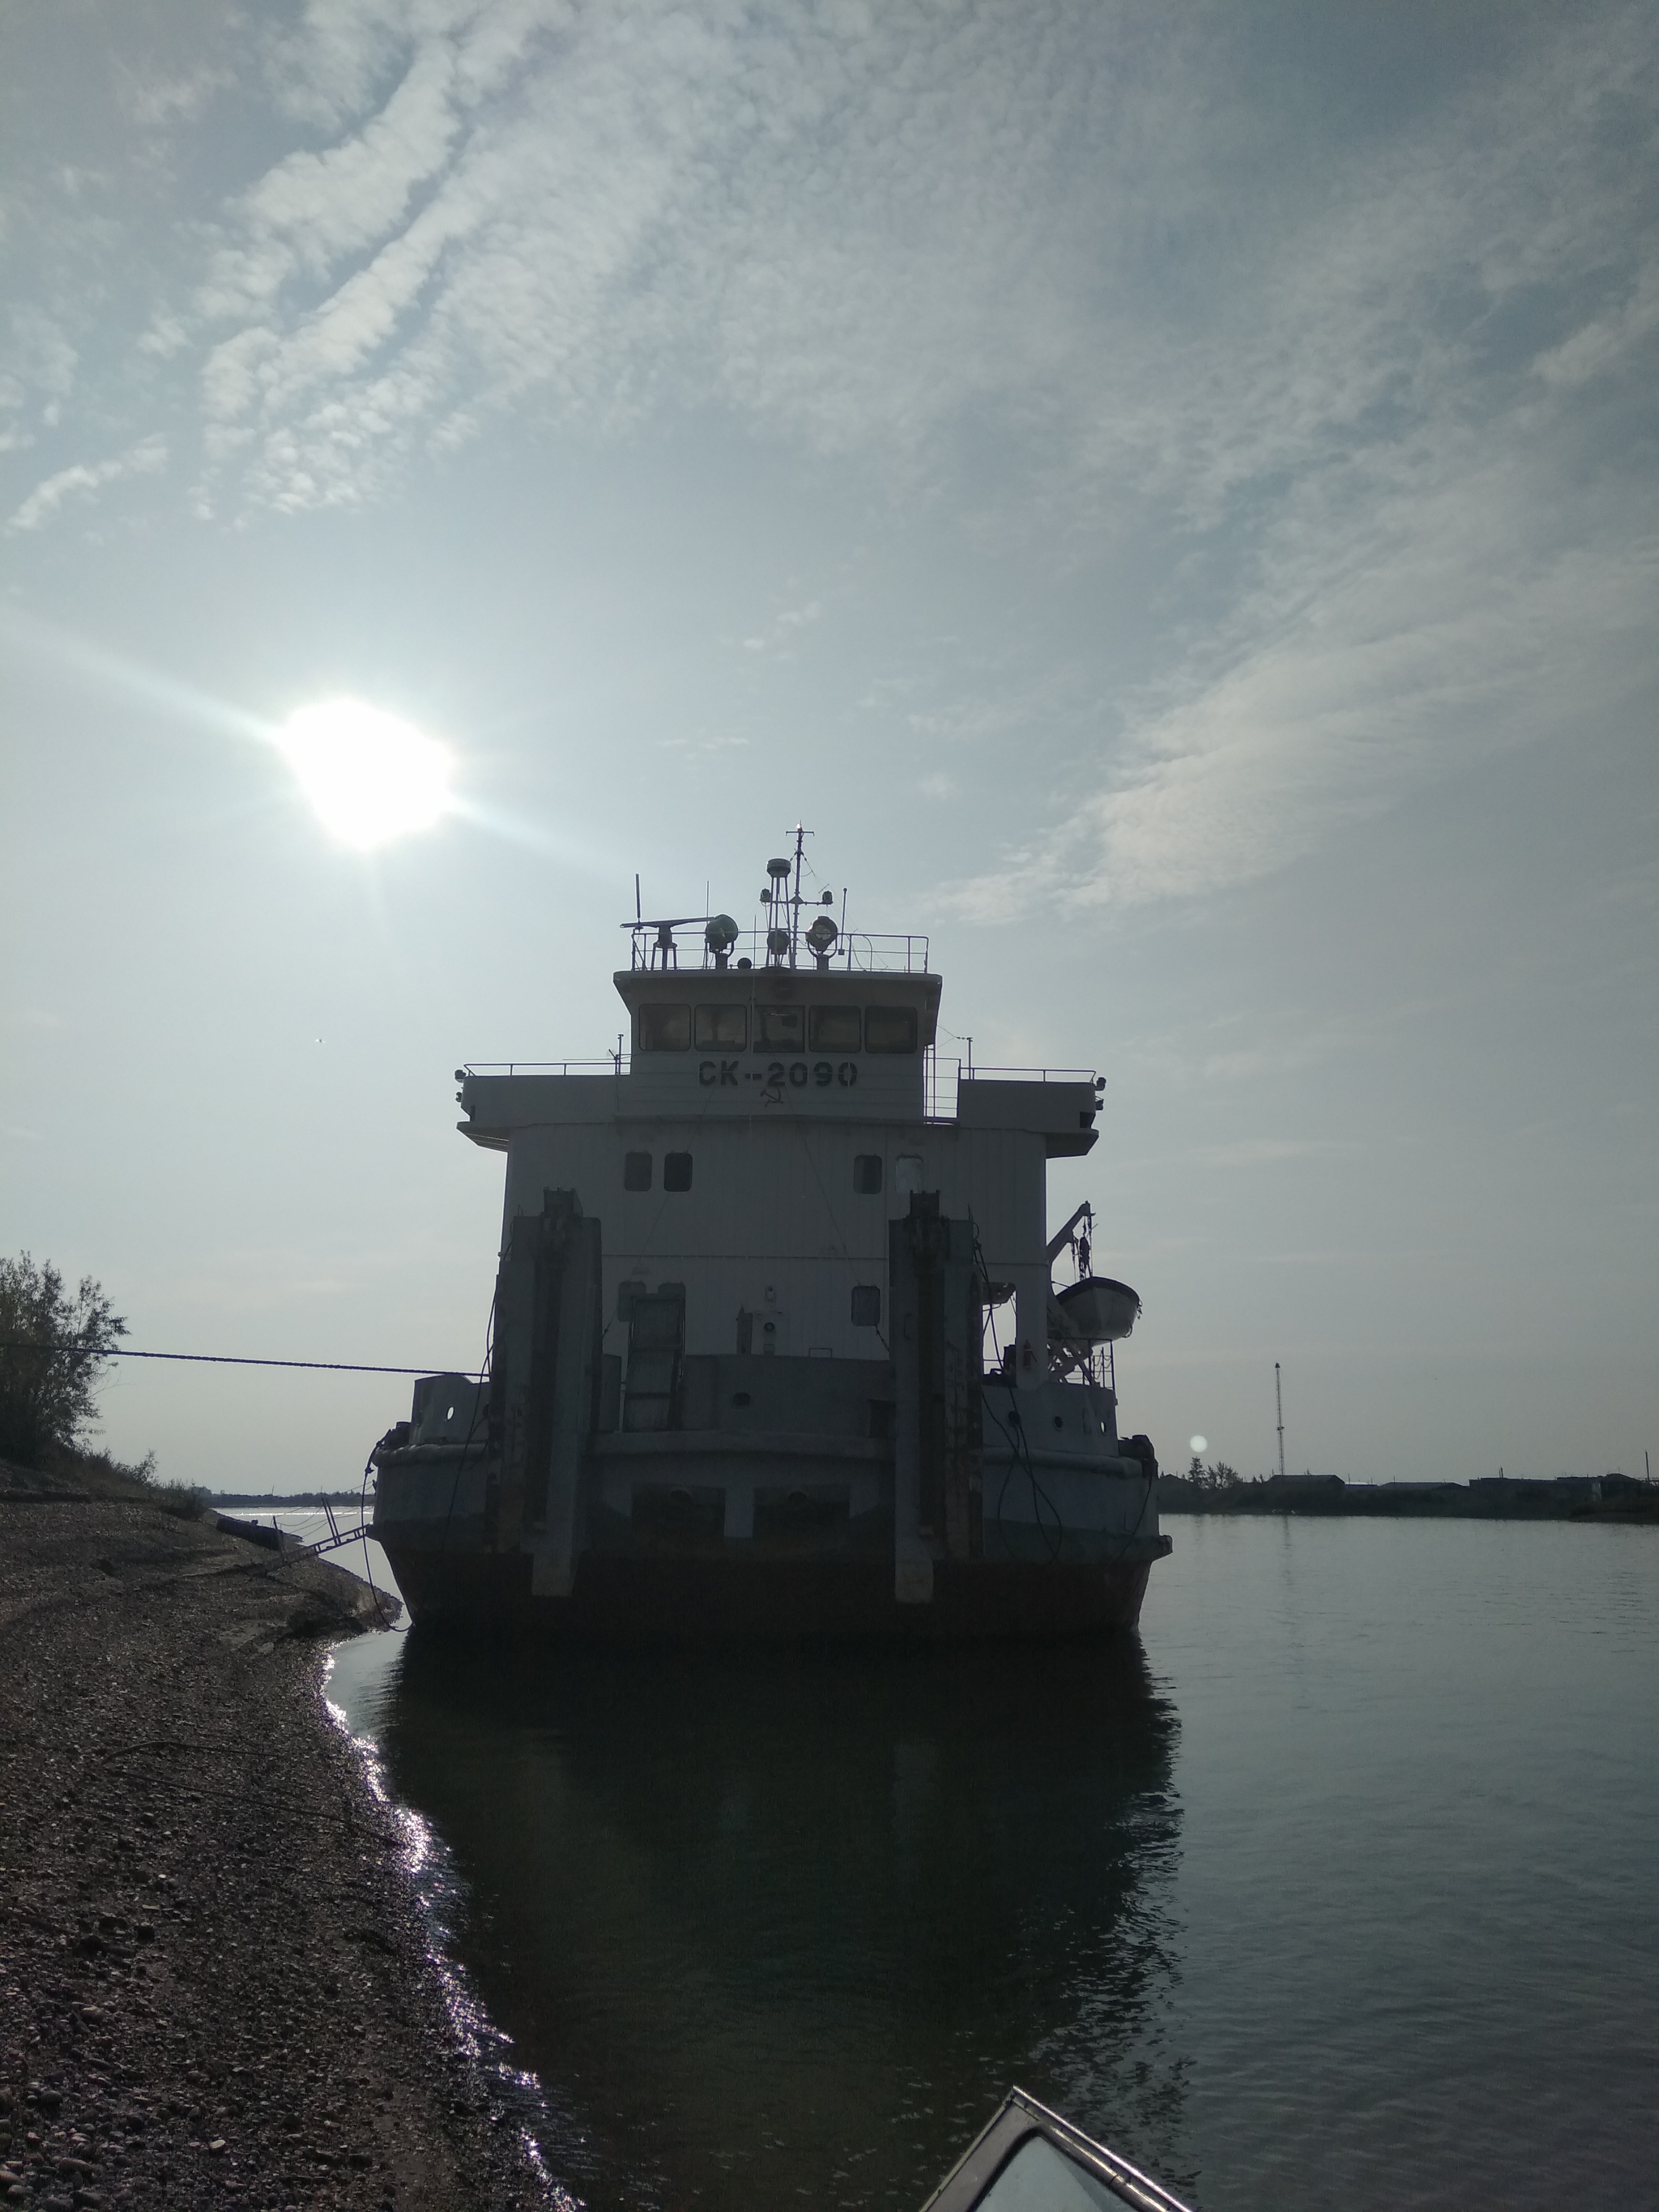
[{"left": 0, "top": 1470, "right": 557, "bottom": 2212}]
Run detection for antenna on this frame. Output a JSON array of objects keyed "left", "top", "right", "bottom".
[
  {"left": 1275, "top": 1361, "right": 1286, "bottom": 1483},
  {"left": 790, "top": 822, "right": 810, "bottom": 967},
  {"left": 634, "top": 873, "right": 642, "bottom": 922}
]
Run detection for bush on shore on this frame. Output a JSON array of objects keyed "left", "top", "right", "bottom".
[
  {"left": 27, "top": 1443, "right": 207, "bottom": 1514},
  {"left": 0, "top": 1255, "right": 182, "bottom": 1509},
  {"left": 154, "top": 1479, "right": 211, "bottom": 1518},
  {"left": 0, "top": 1253, "right": 128, "bottom": 1467}
]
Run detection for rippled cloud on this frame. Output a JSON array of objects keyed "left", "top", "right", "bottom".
[{"left": 2, "top": 0, "right": 1653, "bottom": 902}]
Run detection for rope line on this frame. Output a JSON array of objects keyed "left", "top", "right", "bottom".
[{"left": 0, "top": 1343, "right": 450, "bottom": 1376}]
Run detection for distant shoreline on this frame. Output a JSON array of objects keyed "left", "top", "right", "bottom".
[
  {"left": 208, "top": 1489, "right": 368, "bottom": 1505},
  {"left": 1158, "top": 1475, "right": 1657, "bottom": 1523},
  {"left": 203, "top": 1480, "right": 1659, "bottom": 1524},
  {"left": 205, "top": 1481, "right": 1659, "bottom": 1525}
]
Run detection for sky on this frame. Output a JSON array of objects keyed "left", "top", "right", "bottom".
[{"left": 2, "top": 0, "right": 1655, "bottom": 1492}]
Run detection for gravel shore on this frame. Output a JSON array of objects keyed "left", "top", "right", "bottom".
[{"left": 0, "top": 1480, "right": 559, "bottom": 2212}]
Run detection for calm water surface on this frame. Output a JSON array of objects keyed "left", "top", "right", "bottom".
[{"left": 325, "top": 1520, "right": 1659, "bottom": 2210}]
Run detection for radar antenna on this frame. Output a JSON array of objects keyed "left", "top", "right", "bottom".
[{"left": 759, "top": 822, "right": 814, "bottom": 967}]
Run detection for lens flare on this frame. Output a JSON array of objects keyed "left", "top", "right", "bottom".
[{"left": 277, "top": 699, "right": 450, "bottom": 850}]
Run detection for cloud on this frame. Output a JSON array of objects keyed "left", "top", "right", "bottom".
[
  {"left": 0, "top": 309, "right": 80, "bottom": 437},
  {"left": 733, "top": 599, "right": 821, "bottom": 656},
  {"left": 932, "top": 6, "right": 1659, "bottom": 907},
  {"left": 86, "top": 4, "right": 1655, "bottom": 539},
  {"left": 1043, "top": 457, "right": 1658, "bottom": 907},
  {"left": 6, "top": 435, "right": 168, "bottom": 533},
  {"left": 186, "top": 1, "right": 1656, "bottom": 527},
  {"left": 6, "top": 0, "right": 1653, "bottom": 906},
  {"left": 167, "top": 0, "right": 1218, "bottom": 507},
  {"left": 113, "top": 58, "right": 233, "bottom": 133}
]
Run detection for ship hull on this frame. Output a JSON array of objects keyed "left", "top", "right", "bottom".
[{"left": 378, "top": 1540, "right": 1166, "bottom": 1645}]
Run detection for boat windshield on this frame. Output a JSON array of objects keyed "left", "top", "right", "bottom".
[{"left": 972, "top": 2136, "right": 1131, "bottom": 2210}]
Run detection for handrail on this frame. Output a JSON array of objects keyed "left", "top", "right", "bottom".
[
  {"left": 461, "top": 1058, "right": 629, "bottom": 1078},
  {"left": 962, "top": 1065, "right": 1099, "bottom": 1083},
  {"left": 623, "top": 920, "right": 930, "bottom": 976},
  {"left": 458, "top": 1055, "right": 1099, "bottom": 1097},
  {"left": 927, "top": 1058, "right": 1100, "bottom": 1118}
]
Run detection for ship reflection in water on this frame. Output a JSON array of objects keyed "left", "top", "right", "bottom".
[{"left": 373, "top": 1630, "right": 1187, "bottom": 2210}]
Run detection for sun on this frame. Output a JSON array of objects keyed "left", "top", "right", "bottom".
[{"left": 276, "top": 698, "right": 451, "bottom": 850}]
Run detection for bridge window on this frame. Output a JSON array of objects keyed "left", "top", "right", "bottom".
[
  {"left": 853, "top": 1155, "right": 883, "bottom": 1194},
  {"left": 851, "top": 1285, "right": 881, "bottom": 1327},
  {"left": 695, "top": 1004, "right": 748, "bottom": 1048},
  {"left": 623, "top": 1151, "right": 652, "bottom": 1191},
  {"left": 663, "top": 1151, "right": 693, "bottom": 1192},
  {"left": 755, "top": 1006, "right": 804, "bottom": 1049},
  {"left": 864, "top": 1006, "right": 918, "bottom": 1053},
  {"left": 809, "top": 1005, "right": 860, "bottom": 1049},
  {"left": 638, "top": 1003, "right": 690, "bottom": 1050}
]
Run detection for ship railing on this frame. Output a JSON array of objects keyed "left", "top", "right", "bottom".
[
  {"left": 926, "top": 1057, "right": 1101, "bottom": 1120},
  {"left": 460, "top": 1057, "right": 631, "bottom": 1078},
  {"left": 624, "top": 920, "right": 930, "bottom": 975},
  {"left": 838, "top": 932, "right": 931, "bottom": 975},
  {"left": 456, "top": 1053, "right": 1098, "bottom": 1109}
]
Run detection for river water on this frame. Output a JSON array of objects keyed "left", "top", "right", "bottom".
[{"left": 318, "top": 1518, "right": 1659, "bottom": 2211}]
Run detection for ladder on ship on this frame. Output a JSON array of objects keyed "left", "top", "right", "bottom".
[{"left": 302, "top": 1499, "right": 373, "bottom": 1555}]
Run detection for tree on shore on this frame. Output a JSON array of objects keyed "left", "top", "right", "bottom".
[
  {"left": 0, "top": 1253, "right": 127, "bottom": 1467},
  {"left": 1183, "top": 1454, "right": 1244, "bottom": 1489}
]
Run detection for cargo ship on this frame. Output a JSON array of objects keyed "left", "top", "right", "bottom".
[{"left": 371, "top": 832, "right": 1168, "bottom": 1639}]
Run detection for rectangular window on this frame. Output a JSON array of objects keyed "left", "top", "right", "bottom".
[
  {"left": 623, "top": 1151, "right": 652, "bottom": 1191},
  {"left": 755, "top": 1005, "right": 804, "bottom": 1050},
  {"left": 663, "top": 1151, "right": 693, "bottom": 1192},
  {"left": 808, "top": 1004, "right": 861, "bottom": 1050},
  {"left": 894, "top": 1155, "right": 923, "bottom": 1194},
  {"left": 694, "top": 1004, "right": 748, "bottom": 1048},
  {"left": 638, "top": 1002, "right": 691, "bottom": 1051},
  {"left": 853, "top": 1154, "right": 884, "bottom": 1194},
  {"left": 851, "top": 1285, "right": 881, "bottom": 1327},
  {"left": 864, "top": 1006, "right": 918, "bottom": 1053}
]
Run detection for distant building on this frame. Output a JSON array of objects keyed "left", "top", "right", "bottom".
[{"left": 1471, "top": 1475, "right": 1612, "bottom": 1498}]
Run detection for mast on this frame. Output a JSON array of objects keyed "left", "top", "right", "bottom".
[
  {"left": 789, "top": 821, "right": 808, "bottom": 967},
  {"left": 1275, "top": 1361, "right": 1286, "bottom": 1482}
]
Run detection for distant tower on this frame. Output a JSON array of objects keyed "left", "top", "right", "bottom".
[{"left": 1275, "top": 1361, "right": 1286, "bottom": 1483}]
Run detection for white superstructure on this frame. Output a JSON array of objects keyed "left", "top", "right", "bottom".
[{"left": 373, "top": 835, "right": 1167, "bottom": 1641}]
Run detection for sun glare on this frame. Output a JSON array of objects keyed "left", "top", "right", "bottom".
[{"left": 277, "top": 698, "right": 451, "bottom": 850}]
